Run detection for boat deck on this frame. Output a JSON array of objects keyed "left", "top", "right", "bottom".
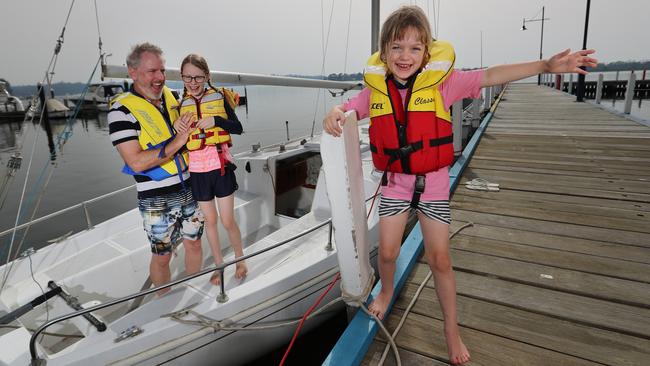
[{"left": 346, "top": 84, "right": 650, "bottom": 365}]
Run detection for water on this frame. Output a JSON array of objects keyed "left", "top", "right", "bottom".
[{"left": 0, "top": 85, "right": 348, "bottom": 257}]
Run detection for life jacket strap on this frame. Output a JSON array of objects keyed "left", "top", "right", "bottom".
[{"left": 410, "top": 175, "right": 426, "bottom": 208}]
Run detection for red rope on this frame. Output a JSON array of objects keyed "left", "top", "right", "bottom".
[{"left": 279, "top": 272, "right": 341, "bottom": 366}]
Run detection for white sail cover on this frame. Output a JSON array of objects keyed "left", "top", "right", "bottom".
[{"left": 320, "top": 112, "right": 373, "bottom": 305}]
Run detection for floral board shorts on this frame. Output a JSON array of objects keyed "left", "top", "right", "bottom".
[
  {"left": 138, "top": 188, "right": 205, "bottom": 255},
  {"left": 378, "top": 195, "right": 451, "bottom": 225}
]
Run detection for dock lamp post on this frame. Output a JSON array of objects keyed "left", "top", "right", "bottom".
[
  {"left": 576, "top": 0, "right": 592, "bottom": 102},
  {"left": 521, "top": 6, "right": 549, "bottom": 85}
]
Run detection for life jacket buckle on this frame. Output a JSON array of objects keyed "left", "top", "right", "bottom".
[
  {"left": 398, "top": 144, "right": 415, "bottom": 158},
  {"left": 414, "top": 175, "right": 425, "bottom": 194}
]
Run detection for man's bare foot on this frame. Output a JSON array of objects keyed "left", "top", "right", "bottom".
[
  {"left": 209, "top": 270, "right": 223, "bottom": 286},
  {"left": 444, "top": 323, "right": 470, "bottom": 365},
  {"left": 368, "top": 288, "right": 393, "bottom": 320},
  {"left": 235, "top": 260, "right": 248, "bottom": 280}
]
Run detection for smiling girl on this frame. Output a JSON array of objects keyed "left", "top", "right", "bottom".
[{"left": 323, "top": 6, "right": 596, "bottom": 365}]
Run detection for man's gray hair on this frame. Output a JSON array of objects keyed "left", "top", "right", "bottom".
[{"left": 126, "top": 42, "right": 163, "bottom": 68}]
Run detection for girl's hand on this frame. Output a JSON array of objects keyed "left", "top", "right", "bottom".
[
  {"left": 546, "top": 49, "right": 598, "bottom": 75},
  {"left": 174, "top": 112, "right": 194, "bottom": 135},
  {"left": 322, "top": 105, "right": 346, "bottom": 137},
  {"left": 196, "top": 116, "right": 215, "bottom": 130}
]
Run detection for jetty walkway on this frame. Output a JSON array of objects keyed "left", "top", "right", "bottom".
[{"left": 335, "top": 83, "right": 650, "bottom": 366}]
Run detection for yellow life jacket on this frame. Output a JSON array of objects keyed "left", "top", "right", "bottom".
[
  {"left": 111, "top": 86, "right": 189, "bottom": 181},
  {"left": 364, "top": 40, "right": 455, "bottom": 123},
  {"left": 179, "top": 87, "right": 239, "bottom": 151}
]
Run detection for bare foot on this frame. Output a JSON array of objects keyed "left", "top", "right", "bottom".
[
  {"left": 209, "top": 270, "right": 223, "bottom": 286},
  {"left": 235, "top": 260, "right": 248, "bottom": 280},
  {"left": 368, "top": 288, "right": 393, "bottom": 320},
  {"left": 444, "top": 323, "right": 470, "bottom": 365}
]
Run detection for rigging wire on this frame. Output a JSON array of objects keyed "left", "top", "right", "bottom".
[
  {"left": 93, "top": 0, "right": 103, "bottom": 58},
  {"left": 310, "top": 0, "right": 336, "bottom": 138},
  {"left": 0, "top": 0, "right": 78, "bottom": 294}
]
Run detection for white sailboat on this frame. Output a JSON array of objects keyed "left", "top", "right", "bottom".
[{"left": 0, "top": 56, "right": 387, "bottom": 365}]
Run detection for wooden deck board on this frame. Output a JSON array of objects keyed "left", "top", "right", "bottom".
[{"left": 361, "top": 84, "right": 650, "bottom": 365}]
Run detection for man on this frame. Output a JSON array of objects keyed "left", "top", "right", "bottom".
[{"left": 108, "top": 43, "right": 204, "bottom": 294}]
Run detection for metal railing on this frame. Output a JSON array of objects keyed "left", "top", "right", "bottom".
[
  {"left": 28, "top": 217, "right": 335, "bottom": 363},
  {"left": 27, "top": 189, "right": 382, "bottom": 362},
  {"left": 0, "top": 184, "right": 136, "bottom": 240}
]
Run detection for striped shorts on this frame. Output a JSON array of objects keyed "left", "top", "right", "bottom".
[{"left": 378, "top": 196, "right": 451, "bottom": 225}]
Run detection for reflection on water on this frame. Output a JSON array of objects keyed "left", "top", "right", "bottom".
[{"left": 0, "top": 86, "right": 349, "bottom": 262}]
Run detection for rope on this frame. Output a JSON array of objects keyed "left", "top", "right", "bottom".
[
  {"left": 377, "top": 222, "right": 474, "bottom": 366},
  {"left": 166, "top": 296, "right": 345, "bottom": 333},
  {"left": 279, "top": 272, "right": 340, "bottom": 365}
]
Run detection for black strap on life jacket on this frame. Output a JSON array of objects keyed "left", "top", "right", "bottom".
[{"left": 410, "top": 174, "right": 426, "bottom": 208}]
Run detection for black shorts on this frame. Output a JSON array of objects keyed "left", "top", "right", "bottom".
[{"left": 190, "top": 165, "right": 238, "bottom": 201}]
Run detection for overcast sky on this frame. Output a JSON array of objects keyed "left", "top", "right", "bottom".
[{"left": 2, "top": 0, "right": 648, "bottom": 85}]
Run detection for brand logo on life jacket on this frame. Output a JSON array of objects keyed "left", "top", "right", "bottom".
[
  {"left": 414, "top": 97, "right": 434, "bottom": 105},
  {"left": 371, "top": 103, "right": 384, "bottom": 110}
]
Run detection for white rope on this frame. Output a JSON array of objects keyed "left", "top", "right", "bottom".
[{"left": 166, "top": 296, "right": 344, "bottom": 332}]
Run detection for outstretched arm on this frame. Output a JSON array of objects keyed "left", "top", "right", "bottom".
[{"left": 481, "top": 49, "right": 597, "bottom": 87}]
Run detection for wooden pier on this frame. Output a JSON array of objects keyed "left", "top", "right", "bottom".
[{"left": 361, "top": 84, "right": 650, "bottom": 366}]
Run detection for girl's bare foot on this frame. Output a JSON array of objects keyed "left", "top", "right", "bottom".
[
  {"left": 209, "top": 270, "right": 223, "bottom": 286},
  {"left": 368, "top": 288, "right": 393, "bottom": 320},
  {"left": 235, "top": 260, "right": 248, "bottom": 280},
  {"left": 444, "top": 323, "right": 470, "bottom": 365}
]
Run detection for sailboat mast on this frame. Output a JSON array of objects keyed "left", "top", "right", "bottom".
[{"left": 371, "top": 0, "right": 380, "bottom": 53}]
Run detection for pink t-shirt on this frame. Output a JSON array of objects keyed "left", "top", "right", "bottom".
[
  {"left": 188, "top": 144, "right": 233, "bottom": 173},
  {"left": 343, "top": 69, "right": 483, "bottom": 200}
]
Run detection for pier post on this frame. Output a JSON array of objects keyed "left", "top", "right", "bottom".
[
  {"left": 595, "top": 74, "right": 603, "bottom": 104},
  {"left": 484, "top": 87, "right": 492, "bottom": 110},
  {"left": 452, "top": 100, "right": 463, "bottom": 156},
  {"left": 568, "top": 74, "right": 574, "bottom": 94},
  {"left": 471, "top": 99, "right": 480, "bottom": 128},
  {"left": 624, "top": 72, "right": 636, "bottom": 114}
]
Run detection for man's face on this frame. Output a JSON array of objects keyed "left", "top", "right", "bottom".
[{"left": 128, "top": 51, "right": 165, "bottom": 100}]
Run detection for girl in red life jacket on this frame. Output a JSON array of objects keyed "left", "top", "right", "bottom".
[
  {"left": 175, "top": 54, "right": 247, "bottom": 285},
  {"left": 322, "top": 6, "right": 596, "bottom": 366}
]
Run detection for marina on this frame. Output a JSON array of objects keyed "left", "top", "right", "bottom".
[{"left": 1, "top": 0, "right": 650, "bottom": 365}]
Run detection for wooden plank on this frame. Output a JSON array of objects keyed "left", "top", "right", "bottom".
[
  {"left": 463, "top": 168, "right": 650, "bottom": 194},
  {"left": 451, "top": 195, "right": 650, "bottom": 233},
  {"left": 454, "top": 186, "right": 650, "bottom": 213},
  {"left": 449, "top": 221, "right": 650, "bottom": 264},
  {"left": 381, "top": 309, "right": 600, "bottom": 366},
  {"left": 450, "top": 234, "right": 650, "bottom": 283},
  {"left": 447, "top": 248, "right": 650, "bottom": 305},
  {"left": 453, "top": 191, "right": 650, "bottom": 220},
  {"left": 411, "top": 265, "right": 650, "bottom": 338},
  {"left": 452, "top": 209, "right": 650, "bottom": 247},
  {"left": 394, "top": 281, "right": 650, "bottom": 366},
  {"left": 362, "top": 341, "right": 448, "bottom": 366}
]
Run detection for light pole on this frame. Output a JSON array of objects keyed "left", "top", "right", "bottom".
[
  {"left": 576, "top": 0, "right": 592, "bottom": 102},
  {"left": 521, "top": 7, "right": 550, "bottom": 85}
]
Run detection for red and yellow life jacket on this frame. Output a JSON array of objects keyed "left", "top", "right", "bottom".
[
  {"left": 364, "top": 40, "right": 455, "bottom": 174},
  {"left": 179, "top": 87, "right": 239, "bottom": 151}
]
